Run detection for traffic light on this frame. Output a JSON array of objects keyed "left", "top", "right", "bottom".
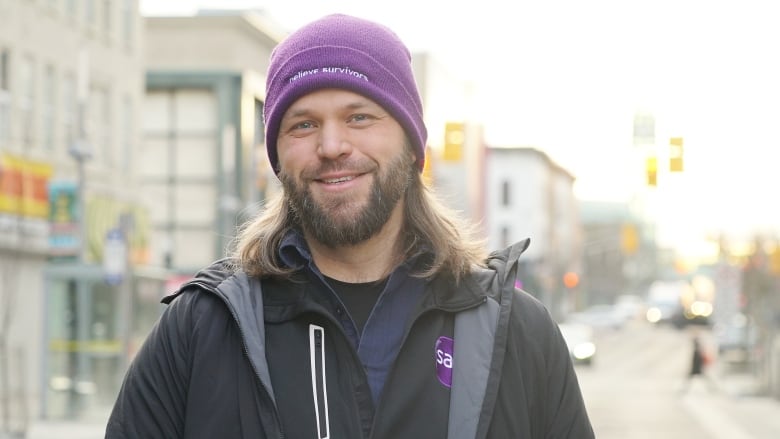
[
  {"left": 443, "top": 122, "right": 464, "bottom": 162},
  {"left": 563, "top": 272, "right": 580, "bottom": 289},
  {"left": 770, "top": 246, "right": 780, "bottom": 275},
  {"left": 669, "top": 137, "right": 683, "bottom": 172},
  {"left": 620, "top": 223, "right": 639, "bottom": 255},
  {"left": 646, "top": 156, "right": 657, "bottom": 186}
]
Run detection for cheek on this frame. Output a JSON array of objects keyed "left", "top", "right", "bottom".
[{"left": 276, "top": 141, "right": 306, "bottom": 171}]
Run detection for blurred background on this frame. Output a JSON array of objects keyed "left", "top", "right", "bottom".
[{"left": 1, "top": 0, "right": 779, "bottom": 437}]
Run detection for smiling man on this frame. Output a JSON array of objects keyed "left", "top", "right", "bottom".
[
  {"left": 277, "top": 89, "right": 414, "bottom": 269},
  {"left": 106, "top": 14, "right": 594, "bottom": 439}
]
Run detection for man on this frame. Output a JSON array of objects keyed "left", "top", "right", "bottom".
[{"left": 106, "top": 13, "right": 594, "bottom": 439}]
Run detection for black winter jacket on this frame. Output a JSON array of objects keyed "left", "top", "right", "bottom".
[{"left": 106, "top": 240, "right": 594, "bottom": 438}]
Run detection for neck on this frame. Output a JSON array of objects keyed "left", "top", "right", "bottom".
[{"left": 306, "top": 204, "right": 405, "bottom": 283}]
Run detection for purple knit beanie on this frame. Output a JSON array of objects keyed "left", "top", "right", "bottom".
[{"left": 264, "top": 14, "right": 427, "bottom": 174}]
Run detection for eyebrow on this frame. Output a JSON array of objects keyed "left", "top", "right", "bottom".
[{"left": 283, "top": 100, "right": 375, "bottom": 120}]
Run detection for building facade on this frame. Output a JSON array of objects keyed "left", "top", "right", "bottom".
[
  {"left": 412, "top": 53, "right": 486, "bottom": 228},
  {"left": 484, "top": 147, "right": 581, "bottom": 318},
  {"left": 0, "top": 0, "right": 148, "bottom": 430},
  {"left": 141, "top": 11, "right": 285, "bottom": 274},
  {"left": 579, "top": 200, "right": 657, "bottom": 305}
]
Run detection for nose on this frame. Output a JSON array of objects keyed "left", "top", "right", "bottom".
[{"left": 317, "top": 121, "right": 353, "bottom": 160}]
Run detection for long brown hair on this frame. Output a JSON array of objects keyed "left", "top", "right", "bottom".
[{"left": 230, "top": 161, "right": 486, "bottom": 282}]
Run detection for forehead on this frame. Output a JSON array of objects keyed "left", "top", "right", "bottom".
[{"left": 283, "top": 88, "right": 383, "bottom": 116}]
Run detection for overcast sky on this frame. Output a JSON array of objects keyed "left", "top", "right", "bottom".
[{"left": 140, "top": 0, "right": 780, "bottom": 253}]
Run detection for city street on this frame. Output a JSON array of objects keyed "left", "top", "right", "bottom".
[
  {"left": 578, "top": 320, "right": 780, "bottom": 438},
  {"left": 23, "top": 318, "right": 780, "bottom": 439}
]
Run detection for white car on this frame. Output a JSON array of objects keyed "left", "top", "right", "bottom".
[{"left": 558, "top": 322, "right": 597, "bottom": 366}]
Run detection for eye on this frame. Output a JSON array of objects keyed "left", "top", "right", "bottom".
[
  {"left": 349, "top": 113, "right": 373, "bottom": 123},
  {"left": 292, "top": 120, "right": 315, "bottom": 130},
  {"left": 283, "top": 119, "right": 316, "bottom": 133}
]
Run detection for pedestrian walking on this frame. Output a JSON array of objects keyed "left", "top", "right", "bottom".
[{"left": 681, "top": 330, "right": 718, "bottom": 394}]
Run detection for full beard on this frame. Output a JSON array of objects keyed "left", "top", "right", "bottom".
[{"left": 281, "top": 154, "right": 414, "bottom": 247}]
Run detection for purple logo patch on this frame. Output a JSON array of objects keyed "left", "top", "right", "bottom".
[{"left": 435, "top": 336, "right": 454, "bottom": 387}]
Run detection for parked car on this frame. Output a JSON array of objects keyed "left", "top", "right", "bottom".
[
  {"left": 645, "top": 279, "right": 713, "bottom": 328},
  {"left": 645, "top": 280, "right": 686, "bottom": 326},
  {"left": 645, "top": 300, "right": 682, "bottom": 325},
  {"left": 558, "top": 322, "right": 596, "bottom": 366}
]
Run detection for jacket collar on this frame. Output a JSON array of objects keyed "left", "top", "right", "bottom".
[{"left": 164, "top": 236, "right": 532, "bottom": 320}]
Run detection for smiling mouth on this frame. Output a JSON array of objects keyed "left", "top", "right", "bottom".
[{"left": 320, "top": 175, "right": 356, "bottom": 184}]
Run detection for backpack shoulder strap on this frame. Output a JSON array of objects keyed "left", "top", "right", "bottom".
[
  {"left": 448, "top": 253, "right": 520, "bottom": 439},
  {"left": 448, "top": 288, "right": 514, "bottom": 438},
  {"left": 447, "top": 295, "right": 500, "bottom": 439}
]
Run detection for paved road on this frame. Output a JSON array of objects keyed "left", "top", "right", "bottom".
[
  {"left": 577, "top": 320, "right": 780, "bottom": 438},
  {"left": 20, "top": 319, "right": 780, "bottom": 438}
]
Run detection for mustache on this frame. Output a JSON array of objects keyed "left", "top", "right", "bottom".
[{"left": 300, "top": 158, "right": 377, "bottom": 180}]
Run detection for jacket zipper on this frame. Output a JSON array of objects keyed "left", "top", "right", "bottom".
[
  {"left": 187, "top": 280, "right": 285, "bottom": 439},
  {"left": 310, "top": 325, "right": 330, "bottom": 439}
]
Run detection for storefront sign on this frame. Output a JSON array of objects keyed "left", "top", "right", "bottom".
[
  {"left": 49, "top": 180, "right": 80, "bottom": 258},
  {"left": 0, "top": 154, "right": 52, "bottom": 252}
]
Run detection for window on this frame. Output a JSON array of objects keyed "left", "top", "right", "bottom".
[
  {"left": 19, "top": 56, "right": 35, "bottom": 148},
  {"left": 43, "top": 65, "right": 56, "bottom": 151},
  {"left": 102, "top": 88, "right": 113, "bottom": 165},
  {"left": 0, "top": 49, "right": 10, "bottom": 146},
  {"left": 249, "top": 98, "right": 266, "bottom": 203},
  {"left": 89, "top": 86, "right": 112, "bottom": 165},
  {"left": 0, "top": 50, "right": 8, "bottom": 91},
  {"left": 62, "top": 73, "right": 76, "bottom": 152},
  {"left": 120, "top": 95, "right": 132, "bottom": 172},
  {"left": 121, "top": 0, "right": 134, "bottom": 49},
  {"left": 501, "top": 180, "right": 511, "bottom": 207},
  {"left": 66, "top": 0, "right": 76, "bottom": 20},
  {"left": 102, "top": 0, "right": 113, "bottom": 40},
  {"left": 254, "top": 99, "right": 264, "bottom": 147},
  {"left": 85, "top": 0, "right": 95, "bottom": 27}
]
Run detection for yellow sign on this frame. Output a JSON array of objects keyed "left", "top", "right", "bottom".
[
  {"left": 645, "top": 156, "right": 657, "bottom": 186},
  {"left": 49, "top": 339, "right": 121, "bottom": 354},
  {"left": 770, "top": 246, "right": 780, "bottom": 275},
  {"left": 86, "top": 196, "right": 151, "bottom": 265},
  {"left": 621, "top": 224, "right": 639, "bottom": 255},
  {"left": 669, "top": 137, "right": 684, "bottom": 172},
  {"left": 0, "top": 154, "right": 53, "bottom": 217}
]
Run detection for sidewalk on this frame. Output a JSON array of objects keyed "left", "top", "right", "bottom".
[
  {"left": 18, "top": 365, "right": 780, "bottom": 439},
  {"left": 701, "top": 361, "right": 780, "bottom": 438},
  {"left": 26, "top": 420, "right": 106, "bottom": 439},
  {"left": 712, "top": 361, "right": 763, "bottom": 397}
]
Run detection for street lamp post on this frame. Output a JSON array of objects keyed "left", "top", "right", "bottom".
[
  {"left": 68, "top": 141, "right": 89, "bottom": 263},
  {"left": 68, "top": 48, "right": 91, "bottom": 264},
  {"left": 64, "top": 48, "right": 92, "bottom": 418}
]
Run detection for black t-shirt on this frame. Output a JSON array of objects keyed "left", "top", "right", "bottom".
[{"left": 325, "top": 276, "right": 387, "bottom": 334}]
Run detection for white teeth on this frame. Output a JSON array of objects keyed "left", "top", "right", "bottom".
[{"left": 323, "top": 176, "right": 354, "bottom": 184}]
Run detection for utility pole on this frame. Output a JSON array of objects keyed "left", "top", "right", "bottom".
[
  {"left": 65, "top": 47, "right": 92, "bottom": 419},
  {"left": 68, "top": 48, "right": 91, "bottom": 263}
]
